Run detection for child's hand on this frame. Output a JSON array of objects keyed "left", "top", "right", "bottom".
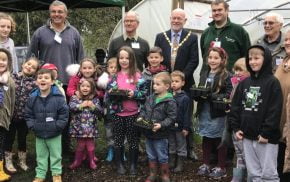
[
  {"left": 128, "top": 90, "right": 134, "bottom": 98},
  {"left": 81, "top": 101, "right": 88, "bottom": 107},
  {"left": 182, "top": 129, "right": 189, "bottom": 136},
  {"left": 235, "top": 130, "right": 244, "bottom": 140},
  {"left": 75, "top": 91, "right": 80, "bottom": 98},
  {"left": 86, "top": 101, "right": 94, "bottom": 107},
  {"left": 152, "top": 123, "right": 161, "bottom": 132},
  {"left": 258, "top": 135, "right": 268, "bottom": 144}
]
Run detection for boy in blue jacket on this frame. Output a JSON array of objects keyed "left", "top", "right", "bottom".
[
  {"left": 25, "top": 69, "right": 69, "bottom": 182},
  {"left": 229, "top": 45, "right": 283, "bottom": 181},
  {"left": 168, "top": 70, "right": 191, "bottom": 173}
]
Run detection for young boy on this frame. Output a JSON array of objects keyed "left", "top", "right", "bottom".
[
  {"left": 25, "top": 69, "right": 69, "bottom": 182},
  {"left": 229, "top": 45, "right": 283, "bottom": 181},
  {"left": 168, "top": 71, "right": 191, "bottom": 173},
  {"left": 143, "top": 46, "right": 167, "bottom": 95},
  {"left": 140, "top": 72, "right": 177, "bottom": 182},
  {"left": 41, "top": 63, "right": 66, "bottom": 98}
]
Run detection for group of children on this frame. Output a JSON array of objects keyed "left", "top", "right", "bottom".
[{"left": 0, "top": 11, "right": 288, "bottom": 182}]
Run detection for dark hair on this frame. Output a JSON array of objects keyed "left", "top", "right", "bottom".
[
  {"left": 0, "top": 48, "right": 12, "bottom": 72},
  {"left": 211, "top": 0, "right": 229, "bottom": 10},
  {"left": 36, "top": 69, "right": 55, "bottom": 80},
  {"left": 24, "top": 57, "right": 40, "bottom": 70},
  {"left": 207, "top": 47, "right": 229, "bottom": 94},
  {"left": 117, "top": 46, "right": 139, "bottom": 83},
  {"left": 148, "top": 46, "right": 163, "bottom": 57},
  {"left": 77, "top": 78, "right": 96, "bottom": 100}
]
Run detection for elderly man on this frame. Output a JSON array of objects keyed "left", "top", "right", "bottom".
[
  {"left": 200, "top": 0, "right": 251, "bottom": 72},
  {"left": 154, "top": 8, "right": 199, "bottom": 177},
  {"left": 256, "top": 12, "right": 286, "bottom": 71},
  {"left": 27, "top": 0, "right": 84, "bottom": 86},
  {"left": 108, "top": 11, "right": 149, "bottom": 71},
  {"left": 155, "top": 8, "right": 199, "bottom": 92}
]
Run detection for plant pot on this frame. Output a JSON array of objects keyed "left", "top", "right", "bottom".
[{"left": 133, "top": 117, "right": 154, "bottom": 130}]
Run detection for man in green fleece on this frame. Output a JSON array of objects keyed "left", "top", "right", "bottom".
[{"left": 200, "top": 0, "right": 251, "bottom": 73}]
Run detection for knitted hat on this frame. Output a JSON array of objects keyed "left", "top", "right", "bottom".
[{"left": 41, "top": 63, "right": 58, "bottom": 71}]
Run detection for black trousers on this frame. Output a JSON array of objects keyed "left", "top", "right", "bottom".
[
  {"left": 0, "top": 127, "right": 7, "bottom": 160},
  {"left": 4, "top": 120, "right": 28, "bottom": 152}
]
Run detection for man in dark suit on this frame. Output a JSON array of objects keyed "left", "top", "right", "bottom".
[
  {"left": 154, "top": 8, "right": 199, "bottom": 92},
  {"left": 154, "top": 8, "right": 199, "bottom": 162}
]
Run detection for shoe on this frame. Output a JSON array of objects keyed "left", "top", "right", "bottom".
[
  {"left": 129, "top": 149, "right": 138, "bottom": 175},
  {"left": 18, "top": 151, "right": 29, "bottom": 171},
  {"left": 173, "top": 156, "right": 184, "bottom": 173},
  {"left": 69, "top": 151, "right": 83, "bottom": 170},
  {"left": 231, "top": 167, "right": 246, "bottom": 182},
  {"left": 32, "top": 177, "right": 44, "bottom": 182},
  {"left": 168, "top": 154, "right": 176, "bottom": 169},
  {"left": 197, "top": 164, "right": 210, "bottom": 176},
  {"left": 4, "top": 152, "right": 17, "bottom": 173},
  {"left": 160, "top": 163, "right": 170, "bottom": 182},
  {"left": 52, "top": 175, "right": 62, "bottom": 182},
  {"left": 208, "top": 167, "right": 227, "bottom": 179},
  {"left": 145, "top": 161, "right": 158, "bottom": 182},
  {"left": 87, "top": 151, "right": 97, "bottom": 170},
  {"left": 0, "top": 160, "right": 11, "bottom": 181},
  {"left": 115, "top": 147, "right": 126, "bottom": 175},
  {"left": 105, "top": 147, "right": 114, "bottom": 162}
]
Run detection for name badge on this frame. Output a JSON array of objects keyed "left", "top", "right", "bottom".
[
  {"left": 213, "top": 41, "right": 221, "bottom": 48},
  {"left": 275, "top": 57, "right": 283, "bottom": 65},
  {"left": 3, "top": 86, "right": 8, "bottom": 91},
  {"left": 46, "top": 117, "right": 54, "bottom": 122},
  {"left": 131, "top": 42, "right": 140, "bottom": 49},
  {"left": 54, "top": 34, "right": 62, "bottom": 44}
]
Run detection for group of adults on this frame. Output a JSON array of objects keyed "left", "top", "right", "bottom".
[{"left": 25, "top": 0, "right": 290, "bottom": 180}]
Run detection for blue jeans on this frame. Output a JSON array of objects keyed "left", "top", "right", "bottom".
[{"left": 145, "top": 138, "right": 168, "bottom": 164}]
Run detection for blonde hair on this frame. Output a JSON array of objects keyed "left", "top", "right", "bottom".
[
  {"left": 171, "top": 70, "right": 185, "bottom": 81},
  {"left": 107, "top": 57, "right": 117, "bottom": 67},
  {"left": 233, "top": 57, "right": 248, "bottom": 72},
  {"left": 0, "top": 12, "right": 16, "bottom": 33},
  {"left": 154, "top": 72, "right": 171, "bottom": 85}
]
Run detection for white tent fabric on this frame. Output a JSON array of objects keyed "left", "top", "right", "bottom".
[{"left": 109, "top": 0, "right": 290, "bottom": 80}]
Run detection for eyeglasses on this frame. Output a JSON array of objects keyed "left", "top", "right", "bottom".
[
  {"left": 50, "top": 10, "right": 65, "bottom": 14},
  {"left": 124, "top": 20, "right": 137, "bottom": 23},
  {"left": 263, "top": 21, "right": 277, "bottom": 26}
]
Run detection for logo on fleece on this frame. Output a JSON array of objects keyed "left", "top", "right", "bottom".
[{"left": 243, "top": 86, "right": 262, "bottom": 111}]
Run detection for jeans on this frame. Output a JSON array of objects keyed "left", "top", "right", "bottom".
[{"left": 145, "top": 138, "right": 168, "bottom": 164}]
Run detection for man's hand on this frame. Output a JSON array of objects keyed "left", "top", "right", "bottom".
[
  {"left": 182, "top": 129, "right": 189, "bottom": 136},
  {"left": 152, "top": 123, "right": 161, "bottom": 132},
  {"left": 235, "top": 130, "right": 244, "bottom": 140},
  {"left": 258, "top": 135, "right": 268, "bottom": 144}
]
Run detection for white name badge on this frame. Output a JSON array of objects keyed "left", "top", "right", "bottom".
[
  {"left": 3, "top": 85, "right": 8, "bottom": 91},
  {"left": 131, "top": 42, "right": 140, "bottom": 49},
  {"left": 213, "top": 41, "right": 221, "bottom": 48},
  {"left": 275, "top": 58, "right": 283, "bottom": 65},
  {"left": 46, "top": 117, "right": 54, "bottom": 122},
  {"left": 54, "top": 34, "right": 62, "bottom": 44}
]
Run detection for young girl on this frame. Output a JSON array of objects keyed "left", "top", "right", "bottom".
[
  {"left": 69, "top": 78, "right": 102, "bottom": 170},
  {"left": 4, "top": 57, "right": 39, "bottom": 173},
  {"left": 107, "top": 46, "right": 146, "bottom": 175},
  {"left": 230, "top": 58, "right": 250, "bottom": 182},
  {"left": 195, "top": 47, "right": 232, "bottom": 179},
  {"left": 0, "top": 48, "right": 15, "bottom": 181},
  {"left": 67, "top": 58, "right": 103, "bottom": 99},
  {"left": 67, "top": 58, "right": 103, "bottom": 158},
  {"left": 97, "top": 57, "right": 117, "bottom": 162},
  {"left": 0, "top": 13, "right": 18, "bottom": 73}
]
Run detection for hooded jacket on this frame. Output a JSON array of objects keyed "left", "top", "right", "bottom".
[
  {"left": 25, "top": 85, "right": 69, "bottom": 139},
  {"left": 229, "top": 45, "right": 283, "bottom": 144},
  {"left": 140, "top": 93, "right": 177, "bottom": 139}
]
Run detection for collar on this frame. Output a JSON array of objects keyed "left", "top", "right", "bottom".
[
  {"left": 171, "top": 30, "right": 182, "bottom": 38},
  {"left": 263, "top": 31, "right": 282, "bottom": 44},
  {"left": 123, "top": 34, "right": 138, "bottom": 41},
  {"left": 49, "top": 20, "right": 69, "bottom": 32},
  {"left": 209, "top": 18, "right": 231, "bottom": 29}
]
